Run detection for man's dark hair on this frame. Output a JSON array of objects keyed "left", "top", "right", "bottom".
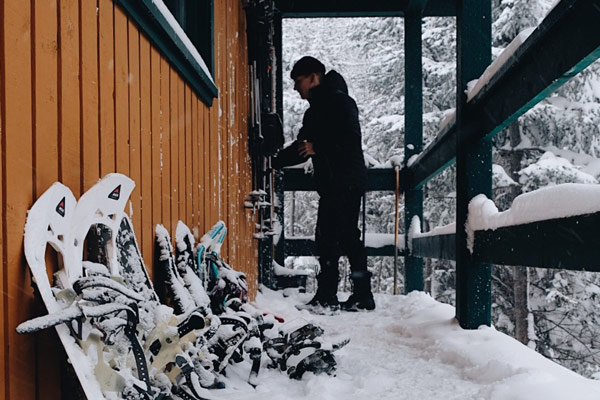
[{"left": 290, "top": 56, "right": 326, "bottom": 79}]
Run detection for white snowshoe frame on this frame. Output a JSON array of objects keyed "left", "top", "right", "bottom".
[{"left": 22, "top": 182, "right": 106, "bottom": 399}]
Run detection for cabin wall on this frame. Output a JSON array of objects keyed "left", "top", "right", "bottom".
[{"left": 0, "top": 0, "right": 255, "bottom": 398}]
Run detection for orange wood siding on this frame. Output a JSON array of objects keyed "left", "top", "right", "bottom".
[{"left": 0, "top": 0, "right": 255, "bottom": 398}]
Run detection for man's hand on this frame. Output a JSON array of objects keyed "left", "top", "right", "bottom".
[{"left": 298, "top": 141, "right": 315, "bottom": 157}]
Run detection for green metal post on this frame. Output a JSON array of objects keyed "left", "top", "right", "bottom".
[
  {"left": 455, "top": 0, "right": 492, "bottom": 328},
  {"left": 404, "top": 11, "right": 424, "bottom": 293}
]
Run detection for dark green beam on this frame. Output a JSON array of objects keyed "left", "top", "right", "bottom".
[
  {"left": 404, "top": 11, "right": 424, "bottom": 293},
  {"left": 285, "top": 238, "right": 407, "bottom": 257},
  {"left": 412, "top": 234, "right": 455, "bottom": 260},
  {"left": 454, "top": 0, "right": 492, "bottom": 330},
  {"left": 404, "top": 0, "right": 600, "bottom": 190},
  {"left": 282, "top": 168, "right": 401, "bottom": 192},
  {"left": 276, "top": 0, "right": 455, "bottom": 17},
  {"left": 473, "top": 212, "right": 600, "bottom": 271},
  {"left": 411, "top": 211, "right": 600, "bottom": 271}
]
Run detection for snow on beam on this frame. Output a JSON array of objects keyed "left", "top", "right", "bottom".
[
  {"left": 405, "top": 0, "right": 600, "bottom": 189},
  {"left": 411, "top": 214, "right": 600, "bottom": 271}
]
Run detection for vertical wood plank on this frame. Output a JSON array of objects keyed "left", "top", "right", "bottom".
[
  {"left": 3, "top": 0, "right": 35, "bottom": 398},
  {"left": 198, "top": 101, "right": 205, "bottom": 233},
  {"left": 140, "top": 35, "right": 153, "bottom": 269},
  {"left": 186, "top": 89, "right": 192, "bottom": 227},
  {"left": 99, "top": 0, "right": 115, "bottom": 175},
  {"left": 228, "top": 0, "right": 237, "bottom": 265},
  {"left": 203, "top": 107, "right": 210, "bottom": 232},
  {"left": 34, "top": 0, "right": 59, "bottom": 192},
  {"left": 178, "top": 79, "right": 186, "bottom": 224},
  {"left": 170, "top": 68, "right": 179, "bottom": 234},
  {"left": 114, "top": 5, "right": 129, "bottom": 176},
  {"left": 128, "top": 19, "right": 141, "bottom": 238},
  {"left": 160, "top": 58, "right": 171, "bottom": 227},
  {"left": 191, "top": 96, "right": 199, "bottom": 232},
  {"left": 60, "top": 0, "right": 81, "bottom": 193},
  {"left": 0, "top": 0, "right": 4, "bottom": 388},
  {"left": 0, "top": 0, "right": 5, "bottom": 394},
  {"left": 81, "top": 0, "right": 100, "bottom": 190},
  {"left": 33, "top": 0, "right": 62, "bottom": 397},
  {"left": 219, "top": 0, "right": 228, "bottom": 259},
  {"left": 150, "top": 46, "right": 162, "bottom": 273}
]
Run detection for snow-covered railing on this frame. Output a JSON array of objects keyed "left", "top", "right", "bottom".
[
  {"left": 403, "top": 0, "right": 600, "bottom": 189},
  {"left": 411, "top": 183, "right": 600, "bottom": 271}
]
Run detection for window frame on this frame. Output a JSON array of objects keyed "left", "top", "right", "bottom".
[{"left": 117, "top": 0, "right": 218, "bottom": 106}]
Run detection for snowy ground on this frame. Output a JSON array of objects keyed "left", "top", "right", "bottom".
[{"left": 218, "top": 288, "right": 600, "bottom": 400}]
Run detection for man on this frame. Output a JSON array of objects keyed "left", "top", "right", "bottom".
[{"left": 273, "top": 56, "right": 375, "bottom": 312}]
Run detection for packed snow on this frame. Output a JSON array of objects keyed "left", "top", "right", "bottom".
[{"left": 217, "top": 288, "right": 600, "bottom": 400}]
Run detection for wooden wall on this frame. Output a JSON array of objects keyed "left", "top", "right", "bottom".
[{"left": 0, "top": 0, "right": 255, "bottom": 398}]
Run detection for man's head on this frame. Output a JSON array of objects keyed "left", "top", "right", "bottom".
[{"left": 291, "top": 56, "right": 325, "bottom": 99}]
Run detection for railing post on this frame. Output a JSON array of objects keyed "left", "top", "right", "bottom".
[
  {"left": 455, "top": 0, "right": 492, "bottom": 328},
  {"left": 404, "top": 11, "right": 424, "bottom": 293}
]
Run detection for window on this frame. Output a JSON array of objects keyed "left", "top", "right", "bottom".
[
  {"left": 163, "top": 0, "right": 214, "bottom": 75},
  {"left": 117, "top": 0, "right": 218, "bottom": 105}
]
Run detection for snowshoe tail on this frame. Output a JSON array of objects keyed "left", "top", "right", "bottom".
[
  {"left": 68, "top": 173, "right": 135, "bottom": 282},
  {"left": 22, "top": 182, "right": 106, "bottom": 398},
  {"left": 155, "top": 224, "right": 196, "bottom": 314},
  {"left": 175, "top": 221, "right": 211, "bottom": 308}
]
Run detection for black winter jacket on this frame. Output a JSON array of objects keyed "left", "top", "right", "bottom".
[{"left": 273, "top": 71, "right": 366, "bottom": 195}]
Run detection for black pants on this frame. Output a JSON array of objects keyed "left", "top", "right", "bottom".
[{"left": 315, "top": 189, "right": 367, "bottom": 291}]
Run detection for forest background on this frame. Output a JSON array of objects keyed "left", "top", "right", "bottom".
[{"left": 280, "top": 0, "right": 600, "bottom": 379}]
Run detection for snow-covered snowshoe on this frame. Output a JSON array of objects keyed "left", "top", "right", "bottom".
[
  {"left": 175, "top": 221, "right": 212, "bottom": 308},
  {"left": 195, "top": 221, "right": 227, "bottom": 286},
  {"left": 205, "top": 252, "right": 248, "bottom": 315},
  {"left": 264, "top": 319, "right": 349, "bottom": 380},
  {"left": 17, "top": 182, "right": 160, "bottom": 399},
  {"left": 71, "top": 174, "right": 215, "bottom": 399}
]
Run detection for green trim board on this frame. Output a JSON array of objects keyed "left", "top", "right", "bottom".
[
  {"left": 116, "top": 0, "right": 218, "bottom": 106},
  {"left": 404, "top": 0, "right": 600, "bottom": 191}
]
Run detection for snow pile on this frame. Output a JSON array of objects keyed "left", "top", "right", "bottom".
[
  {"left": 217, "top": 289, "right": 600, "bottom": 399},
  {"left": 468, "top": 183, "right": 600, "bottom": 232},
  {"left": 364, "top": 233, "right": 404, "bottom": 250}
]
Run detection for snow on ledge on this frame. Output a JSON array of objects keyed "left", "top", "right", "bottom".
[
  {"left": 467, "top": 27, "right": 536, "bottom": 102},
  {"left": 467, "top": 183, "right": 600, "bottom": 252},
  {"left": 151, "top": 0, "right": 215, "bottom": 85},
  {"left": 364, "top": 233, "right": 404, "bottom": 250}
]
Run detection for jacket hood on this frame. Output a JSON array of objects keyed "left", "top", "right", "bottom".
[{"left": 322, "top": 70, "right": 348, "bottom": 95}]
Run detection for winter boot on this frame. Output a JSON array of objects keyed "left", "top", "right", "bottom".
[
  {"left": 297, "top": 260, "right": 340, "bottom": 313},
  {"left": 341, "top": 271, "right": 375, "bottom": 311}
]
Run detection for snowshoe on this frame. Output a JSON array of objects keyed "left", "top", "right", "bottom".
[
  {"left": 17, "top": 182, "right": 159, "bottom": 399},
  {"left": 264, "top": 319, "right": 348, "bottom": 379},
  {"left": 71, "top": 174, "right": 214, "bottom": 398}
]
